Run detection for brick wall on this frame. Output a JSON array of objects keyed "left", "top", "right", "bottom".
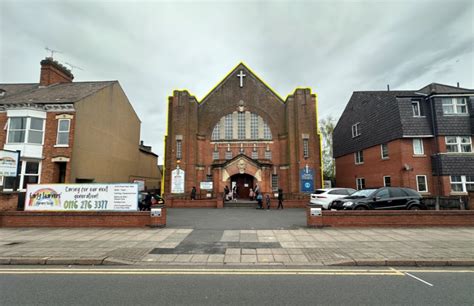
[
  {"left": 335, "top": 138, "right": 435, "bottom": 194},
  {"left": 307, "top": 207, "right": 474, "bottom": 227},
  {"left": 0, "top": 193, "right": 19, "bottom": 211},
  {"left": 0, "top": 209, "right": 166, "bottom": 228}
]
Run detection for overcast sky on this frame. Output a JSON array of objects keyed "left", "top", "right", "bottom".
[{"left": 1, "top": 0, "right": 473, "bottom": 164}]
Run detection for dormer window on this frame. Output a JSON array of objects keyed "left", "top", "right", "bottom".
[
  {"left": 412, "top": 100, "right": 421, "bottom": 117},
  {"left": 442, "top": 97, "right": 468, "bottom": 115},
  {"left": 351, "top": 122, "right": 360, "bottom": 138}
]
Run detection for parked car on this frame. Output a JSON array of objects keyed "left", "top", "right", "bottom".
[
  {"left": 310, "top": 188, "right": 356, "bottom": 209},
  {"left": 329, "top": 187, "right": 425, "bottom": 210}
]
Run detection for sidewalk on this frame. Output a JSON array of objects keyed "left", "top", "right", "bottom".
[{"left": 1, "top": 227, "right": 473, "bottom": 266}]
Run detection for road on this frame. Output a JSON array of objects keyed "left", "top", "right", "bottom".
[{"left": 0, "top": 267, "right": 473, "bottom": 305}]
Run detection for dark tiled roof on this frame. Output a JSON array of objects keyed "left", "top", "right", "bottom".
[
  {"left": 333, "top": 91, "right": 412, "bottom": 158},
  {"left": 0, "top": 81, "right": 117, "bottom": 104},
  {"left": 416, "top": 83, "right": 474, "bottom": 95}
]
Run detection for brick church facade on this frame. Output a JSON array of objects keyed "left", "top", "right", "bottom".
[{"left": 163, "top": 63, "right": 322, "bottom": 201}]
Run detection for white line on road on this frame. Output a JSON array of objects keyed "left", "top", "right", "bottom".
[{"left": 405, "top": 272, "right": 434, "bottom": 287}]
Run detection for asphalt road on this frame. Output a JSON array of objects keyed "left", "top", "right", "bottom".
[
  {"left": 0, "top": 267, "right": 473, "bottom": 305},
  {"left": 167, "top": 208, "right": 306, "bottom": 229}
]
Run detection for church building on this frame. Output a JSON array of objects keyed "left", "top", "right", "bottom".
[{"left": 163, "top": 63, "right": 322, "bottom": 202}]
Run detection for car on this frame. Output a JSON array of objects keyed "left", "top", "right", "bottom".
[
  {"left": 310, "top": 188, "right": 356, "bottom": 209},
  {"left": 329, "top": 187, "right": 425, "bottom": 210}
]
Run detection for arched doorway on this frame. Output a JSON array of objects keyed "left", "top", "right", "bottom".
[{"left": 230, "top": 173, "right": 255, "bottom": 200}]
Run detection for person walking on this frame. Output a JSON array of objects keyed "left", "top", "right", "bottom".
[
  {"left": 254, "top": 183, "right": 260, "bottom": 195},
  {"left": 265, "top": 194, "right": 271, "bottom": 210},
  {"left": 191, "top": 186, "right": 196, "bottom": 200},
  {"left": 256, "top": 192, "right": 263, "bottom": 209},
  {"left": 277, "top": 188, "right": 284, "bottom": 209},
  {"left": 232, "top": 185, "right": 238, "bottom": 201},
  {"left": 224, "top": 185, "right": 230, "bottom": 201}
]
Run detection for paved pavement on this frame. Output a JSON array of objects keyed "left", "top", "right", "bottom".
[{"left": 0, "top": 209, "right": 473, "bottom": 266}]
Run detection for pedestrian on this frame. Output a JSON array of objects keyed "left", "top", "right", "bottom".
[
  {"left": 254, "top": 183, "right": 260, "bottom": 195},
  {"left": 249, "top": 188, "right": 254, "bottom": 200},
  {"left": 191, "top": 186, "right": 196, "bottom": 200},
  {"left": 142, "top": 192, "right": 152, "bottom": 211},
  {"left": 256, "top": 192, "right": 263, "bottom": 209},
  {"left": 232, "top": 185, "right": 238, "bottom": 201},
  {"left": 265, "top": 194, "right": 271, "bottom": 210},
  {"left": 224, "top": 185, "right": 230, "bottom": 201},
  {"left": 277, "top": 188, "right": 284, "bottom": 209}
]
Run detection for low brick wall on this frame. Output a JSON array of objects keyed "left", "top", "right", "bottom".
[
  {"left": 307, "top": 207, "right": 474, "bottom": 227},
  {"left": 0, "top": 208, "right": 166, "bottom": 228},
  {"left": 0, "top": 192, "right": 20, "bottom": 211},
  {"left": 167, "top": 199, "right": 220, "bottom": 208}
]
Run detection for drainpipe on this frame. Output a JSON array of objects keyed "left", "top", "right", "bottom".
[{"left": 428, "top": 96, "right": 441, "bottom": 210}]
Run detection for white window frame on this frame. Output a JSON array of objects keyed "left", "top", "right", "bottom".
[
  {"left": 450, "top": 175, "right": 474, "bottom": 193},
  {"left": 354, "top": 150, "right": 364, "bottom": 164},
  {"left": 413, "top": 138, "right": 424, "bottom": 155},
  {"left": 445, "top": 136, "right": 472, "bottom": 153},
  {"left": 383, "top": 176, "right": 391, "bottom": 187},
  {"left": 356, "top": 178, "right": 365, "bottom": 190},
  {"left": 412, "top": 101, "right": 421, "bottom": 117},
  {"left": 3, "top": 160, "right": 42, "bottom": 191},
  {"left": 7, "top": 117, "right": 45, "bottom": 145},
  {"left": 381, "top": 143, "right": 389, "bottom": 159},
  {"left": 224, "top": 114, "right": 233, "bottom": 140},
  {"left": 416, "top": 175, "right": 428, "bottom": 192},
  {"left": 55, "top": 119, "right": 71, "bottom": 147},
  {"left": 237, "top": 112, "right": 245, "bottom": 140},
  {"left": 352, "top": 122, "right": 360, "bottom": 138},
  {"left": 442, "top": 97, "right": 468, "bottom": 115}
]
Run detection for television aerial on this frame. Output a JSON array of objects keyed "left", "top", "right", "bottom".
[
  {"left": 45, "top": 47, "right": 62, "bottom": 58},
  {"left": 65, "top": 62, "right": 84, "bottom": 72}
]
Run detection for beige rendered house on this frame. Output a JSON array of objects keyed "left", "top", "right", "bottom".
[{"left": 0, "top": 57, "right": 160, "bottom": 193}]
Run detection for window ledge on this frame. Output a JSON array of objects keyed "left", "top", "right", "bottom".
[
  {"left": 54, "top": 144, "right": 70, "bottom": 148},
  {"left": 413, "top": 154, "right": 426, "bottom": 157},
  {"left": 450, "top": 192, "right": 468, "bottom": 196},
  {"left": 381, "top": 157, "right": 390, "bottom": 161},
  {"left": 443, "top": 114, "right": 469, "bottom": 117},
  {"left": 355, "top": 162, "right": 364, "bottom": 165},
  {"left": 413, "top": 116, "right": 426, "bottom": 118}
]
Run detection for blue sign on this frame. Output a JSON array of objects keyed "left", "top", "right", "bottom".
[{"left": 300, "top": 167, "right": 314, "bottom": 193}]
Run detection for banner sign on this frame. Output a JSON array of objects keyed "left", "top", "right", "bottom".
[
  {"left": 25, "top": 183, "right": 138, "bottom": 211},
  {"left": 200, "top": 181, "right": 213, "bottom": 190},
  {"left": 0, "top": 150, "right": 20, "bottom": 177},
  {"left": 300, "top": 166, "right": 314, "bottom": 193},
  {"left": 171, "top": 167, "right": 185, "bottom": 194}
]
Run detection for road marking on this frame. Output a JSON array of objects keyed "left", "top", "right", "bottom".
[
  {"left": 0, "top": 268, "right": 402, "bottom": 276},
  {"left": 405, "top": 272, "right": 434, "bottom": 287},
  {"left": 399, "top": 269, "right": 474, "bottom": 273}
]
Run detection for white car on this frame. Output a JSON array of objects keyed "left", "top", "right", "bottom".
[{"left": 310, "top": 188, "right": 356, "bottom": 209}]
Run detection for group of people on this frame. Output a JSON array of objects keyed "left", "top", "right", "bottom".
[
  {"left": 224, "top": 184, "right": 284, "bottom": 209},
  {"left": 224, "top": 185, "right": 238, "bottom": 201}
]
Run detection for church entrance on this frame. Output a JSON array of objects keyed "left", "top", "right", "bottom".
[{"left": 230, "top": 174, "right": 255, "bottom": 200}]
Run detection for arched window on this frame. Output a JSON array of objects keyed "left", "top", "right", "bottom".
[{"left": 211, "top": 111, "right": 272, "bottom": 141}]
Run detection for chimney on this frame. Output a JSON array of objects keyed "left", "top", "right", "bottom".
[
  {"left": 39, "top": 57, "right": 74, "bottom": 86},
  {"left": 387, "top": 84, "right": 390, "bottom": 91}
]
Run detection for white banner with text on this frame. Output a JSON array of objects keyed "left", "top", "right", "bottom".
[{"left": 25, "top": 183, "right": 138, "bottom": 211}]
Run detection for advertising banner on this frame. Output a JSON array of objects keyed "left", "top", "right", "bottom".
[
  {"left": 300, "top": 167, "right": 314, "bottom": 193},
  {"left": 171, "top": 167, "right": 185, "bottom": 194},
  {"left": 25, "top": 183, "right": 138, "bottom": 211},
  {"left": 0, "top": 150, "right": 19, "bottom": 177}
]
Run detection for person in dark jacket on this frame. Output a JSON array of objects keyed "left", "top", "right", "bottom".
[
  {"left": 191, "top": 186, "right": 197, "bottom": 200},
  {"left": 277, "top": 188, "right": 284, "bottom": 209}
]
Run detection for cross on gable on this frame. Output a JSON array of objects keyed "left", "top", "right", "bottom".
[{"left": 237, "top": 70, "right": 246, "bottom": 88}]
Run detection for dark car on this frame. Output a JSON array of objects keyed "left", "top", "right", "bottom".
[{"left": 329, "top": 187, "right": 425, "bottom": 210}]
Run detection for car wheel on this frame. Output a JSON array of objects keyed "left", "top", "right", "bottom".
[
  {"left": 409, "top": 205, "right": 421, "bottom": 210},
  {"left": 355, "top": 206, "right": 367, "bottom": 210}
]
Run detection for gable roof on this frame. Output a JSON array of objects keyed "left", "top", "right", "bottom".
[
  {"left": 199, "top": 62, "right": 285, "bottom": 104},
  {"left": 0, "top": 81, "right": 117, "bottom": 104},
  {"left": 416, "top": 83, "right": 474, "bottom": 95}
]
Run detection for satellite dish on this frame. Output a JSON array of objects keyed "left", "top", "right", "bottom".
[{"left": 404, "top": 164, "right": 411, "bottom": 171}]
